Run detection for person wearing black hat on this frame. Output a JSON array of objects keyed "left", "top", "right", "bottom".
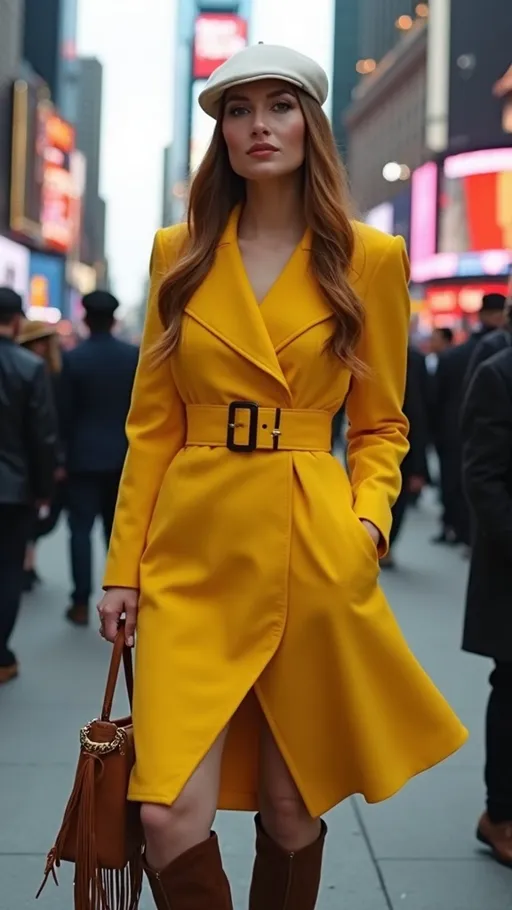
[
  {"left": 463, "top": 292, "right": 512, "bottom": 392},
  {"left": 432, "top": 292, "right": 507, "bottom": 546},
  {"left": 59, "top": 289, "right": 139, "bottom": 627},
  {"left": 0, "top": 288, "right": 57, "bottom": 683}
]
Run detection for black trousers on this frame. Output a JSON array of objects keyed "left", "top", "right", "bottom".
[
  {"left": 486, "top": 662, "right": 512, "bottom": 823},
  {"left": 67, "top": 471, "right": 122, "bottom": 608},
  {"left": 0, "top": 504, "right": 32, "bottom": 666},
  {"left": 389, "top": 476, "right": 411, "bottom": 549}
]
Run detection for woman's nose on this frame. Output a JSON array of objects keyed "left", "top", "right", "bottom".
[{"left": 250, "top": 120, "right": 271, "bottom": 137}]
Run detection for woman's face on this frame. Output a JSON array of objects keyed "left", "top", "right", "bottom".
[{"left": 222, "top": 79, "right": 306, "bottom": 182}]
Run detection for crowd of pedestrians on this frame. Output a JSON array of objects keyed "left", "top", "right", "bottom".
[{"left": 0, "top": 286, "right": 137, "bottom": 682}]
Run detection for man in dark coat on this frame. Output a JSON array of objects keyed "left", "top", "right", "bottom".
[
  {"left": 433, "top": 293, "right": 507, "bottom": 545},
  {"left": 59, "top": 291, "right": 139, "bottom": 626},
  {"left": 461, "top": 345, "right": 512, "bottom": 865},
  {"left": 0, "top": 288, "right": 57, "bottom": 682}
]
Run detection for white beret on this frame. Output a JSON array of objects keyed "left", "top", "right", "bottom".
[{"left": 198, "top": 43, "right": 329, "bottom": 119}]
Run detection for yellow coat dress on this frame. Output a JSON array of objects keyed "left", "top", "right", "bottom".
[{"left": 104, "top": 208, "right": 468, "bottom": 816}]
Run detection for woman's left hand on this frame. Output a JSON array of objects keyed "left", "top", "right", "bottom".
[{"left": 360, "top": 519, "right": 380, "bottom": 548}]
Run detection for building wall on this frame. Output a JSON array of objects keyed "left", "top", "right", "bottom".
[
  {"left": 0, "top": 0, "right": 24, "bottom": 232},
  {"left": 358, "top": 0, "right": 416, "bottom": 65},
  {"left": 74, "top": 58, "right": 105, "bottom": 266},
  {"left": 23, "top": 0, "right": 62, "bottom": 102},
  {"left": 346, "top": 28, "right": 427, "bottom": 213},
  {"left": 331, "top": 0, "right": 359, "bottom": 156}
]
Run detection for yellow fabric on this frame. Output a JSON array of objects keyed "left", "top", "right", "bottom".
[
  {"left": 185, "top": 404, "right": 332, "bottom": 451},
  {"left": 104, "top": 209, "right": 468, "bottom": 816}
]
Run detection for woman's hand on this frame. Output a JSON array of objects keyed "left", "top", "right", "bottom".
[
  {"left": 360, "top": 519, "right": 381, "bottom": 548},
  {"left": 97, "top": 587, "right": 139, "bottom": 647}
]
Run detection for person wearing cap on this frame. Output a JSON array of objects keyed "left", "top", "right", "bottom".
[
  {"left": 58, "top": 290, "right": 138, "bottom": 627},
  {"left": 17, "top": 319, "right": 65, "bottom": 591},
  {"left": 0, "top": 289, "right": 57, "bottom": 684},
  {"left": 96, "top": 45, "right": 467, "bottom": 909},
  {"left": 463, "top": 292, "right": 512, "bottom": 391},
  {"left": 433, "top": 292, "right": 507, "bottom": 547}
]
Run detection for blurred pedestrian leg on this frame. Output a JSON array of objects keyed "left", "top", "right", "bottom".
[
  {"left": 0, "top": 505, "right": 32, "bottom": 681},
  {"left": 66, "top": 470, "right": 122, "bottom": 626}
]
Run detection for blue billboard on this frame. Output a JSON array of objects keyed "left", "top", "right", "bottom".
[{"left": 28, "top": 251, "right": 67, "bottom": 319}]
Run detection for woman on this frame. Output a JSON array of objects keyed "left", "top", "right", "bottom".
[
  {"left": 18, "top": 319, "right": 64, "bottom": 590},
  {"left": 98, "top": 44, "right": 468, "bottom": 910}
]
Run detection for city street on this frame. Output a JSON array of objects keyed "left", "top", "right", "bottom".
[{"left": 1, "top": 496, "right": 511, "bottom": 910}]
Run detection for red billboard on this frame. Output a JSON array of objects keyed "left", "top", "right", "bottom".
[
  {"left": 40, "top": 112, "right": 77, "bottom": 253},
  {"left": 193, "top": 13, "right": 247, "bottom": 80}
]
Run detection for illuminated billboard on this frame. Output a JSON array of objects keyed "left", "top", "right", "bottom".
[
  {"left": 410, "top": 150, "right": 512, "bottom": 283},
  {"left": 10, "top": 79, "right": 80, "bottom": 255},
  {"left": 193, "top": 13, "right": 248, "bottom": 79}
]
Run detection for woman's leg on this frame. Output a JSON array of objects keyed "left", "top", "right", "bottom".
[
  {"left": 249, "top": 720, "right": 327, "bottom": 909},
  {"left": 140, "top": 726, "right": 233, "bottom": 910},
  {"left": 141, "top": 725, "right": 230, "bottom": 868},
  {"left": 258, "top": 721, "right": 321, "bottom": 850}
]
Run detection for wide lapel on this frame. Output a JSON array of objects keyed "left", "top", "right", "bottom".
[
  {"left": 261, "top": 229, "right": 333, "bottom": 355},
  {"left": 184, "top": 207, "right": 291, "bottom": 399}
]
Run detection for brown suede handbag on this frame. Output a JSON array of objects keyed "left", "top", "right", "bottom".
[{"left": 37, "top": 622, "right": 144, "bottom": 910}]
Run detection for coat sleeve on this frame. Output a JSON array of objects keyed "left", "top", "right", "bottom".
[
  {"left": 103, "top": 229, "right": 186, "bottom": 589},
  {"left": 461, "top": 360, "right": 512, "bottom": 547},
  {"left": 345, "top": 235, "right": 410, "bottom": 555},
  {"left": 27, "top": 361, "right": 58, "bottom": 500}
]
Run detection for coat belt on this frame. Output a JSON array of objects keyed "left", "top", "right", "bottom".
[{"left": 185, "top": 403, "right": 332, "bottom": 453}]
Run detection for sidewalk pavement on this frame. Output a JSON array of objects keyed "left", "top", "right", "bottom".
[{"left": 1, "top": 496, "right": 511, "bottom": 909}]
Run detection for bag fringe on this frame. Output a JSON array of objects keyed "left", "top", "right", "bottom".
[{"left": 36, "top": 753, "right": 143, "bottom": 910}]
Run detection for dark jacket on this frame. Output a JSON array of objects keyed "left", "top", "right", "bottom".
[
  {"left": 59, "top": 333, "right": 139, "bottom": 474},
  {"left": 461, "top": 346, "right": 512, "bottom": 661},
  {"left": 463, "top": 326, "right": 512, "bottom": 393},
  {"left": 0, "top": 336, "right": 57, "bottom": 504},
  {"left": 433, "top": 327, "right": 494, "bottom": 452},
  {"left": 403, "top": 347, "right": 430, "bottom": 479}
]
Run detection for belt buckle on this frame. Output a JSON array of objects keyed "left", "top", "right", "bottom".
[{"left": 227, "top": 401, "right": 259, "bottom": 452}]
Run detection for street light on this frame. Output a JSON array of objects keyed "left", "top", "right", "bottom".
[
  {"left": 396, "top": 14, "right": 413, "bottom": 30},
  {"left": 382, "top": 162, "right": 411, "bottom": 182}
]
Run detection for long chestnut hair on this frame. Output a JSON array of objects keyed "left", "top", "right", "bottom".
[{"left": 153, "top": 90, "right": 365, "bottom": 375}]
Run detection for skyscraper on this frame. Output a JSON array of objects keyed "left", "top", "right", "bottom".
[
  {"left": 74, "top": 58, "right": 107, "bottom": 274},
  {"left": 358, "top": 0, "right": 417, "bottom": 65},
  {"left": 331, "top": 0, "right": 359, "bottom": 156}
]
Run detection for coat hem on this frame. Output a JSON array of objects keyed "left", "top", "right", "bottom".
[{"left": 127, "top": 726, "right": 468, "bottom": 817}]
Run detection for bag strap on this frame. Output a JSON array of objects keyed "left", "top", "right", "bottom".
[{"left": 100, "top": 621, "right": 134, "bottom": 721}]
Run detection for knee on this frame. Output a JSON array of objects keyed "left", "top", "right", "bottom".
[
  {"left": 141, "top": 788, "right": 216, "bottom": 848},
  {"left": 259, "top": 793, "right": 317, "bottom": 851}
]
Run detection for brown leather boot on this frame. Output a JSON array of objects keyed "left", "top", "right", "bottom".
[
  {"left": 249, "top": 814, "right": 327, "bottom": 909},
  {"left": 477, "top": 812, "right": 512, "bottom": 867},
  {"left": 144, "top": 832, "right": 233, "bottom": 909}
]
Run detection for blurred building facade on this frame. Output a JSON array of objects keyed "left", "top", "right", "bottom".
[
  {"left": 0, "top": 0, "right": 24, "bottom": 235},
  {"left": 342, "top": 0, "right": 512, "bottom": 334},
  {"left": 0, "top": 0, "right": 107, "bottom": 327},
  {"left": 72, "top": 58, "right": 108, "bottom": 282},
  {"left": 165, "top": 0, "right": 252, "bottom": 225},
  {"left": 331, "top": 0, "right": 359, "bottom": 156}
]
